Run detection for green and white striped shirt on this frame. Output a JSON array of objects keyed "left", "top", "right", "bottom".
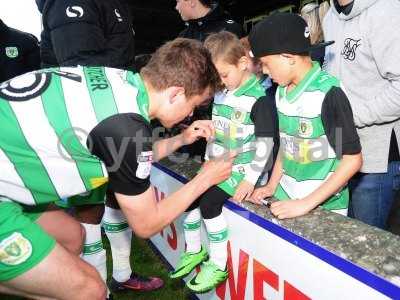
[
  {"left": 274, "top": 62, "right": 349, "bottom": 210},
  {"left": 0, "top": 66, "right": 149, "bottom": 206},
  {"left": 206, "top": 74, "right": 266, "bottom": 195}
]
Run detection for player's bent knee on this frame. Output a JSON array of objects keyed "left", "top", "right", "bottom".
[{"left": 78, "top": 275, "right": 107, "bottom": 300}]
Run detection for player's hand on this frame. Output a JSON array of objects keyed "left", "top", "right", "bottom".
[
  {"left": 270, "top": 198, "right": 315, "bottom": 219},
  {"left": 200, "top": 151, "right": 236, "bottom": 187},
  {"left": 249, "top": 184, "right": 275, "bottom": 204},
  {"left": 232, "top": 180, "right": 254, "bottom": 202},
  {"left": 182, "top": 120, "right": 215, "bottom": 145}
]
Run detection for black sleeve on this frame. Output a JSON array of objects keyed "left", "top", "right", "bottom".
[
  {"left": 88, "top": 113, "right": 153, "bottom": 196},
  {"left": 250, "top": 91, "right": 279, "bottom": 138},
  {"left": 321, "top": 87, "right": 361, "bottom": 157},
  {"left": 46, "top": 0, "right": 110, "bottom": 66},
  {"left": 24, "top": 34, "right": 41, "bottom": 72}
]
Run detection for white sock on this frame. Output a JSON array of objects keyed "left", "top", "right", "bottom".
[
  {"left": 81, "top": 223, "right": 108, "bottom": 294},
  {"left": 103, "top": 207, "right": 132, "bottom": 282},
  {"left": 204, "top": 214, "right": 228, "bottom": 270},
  {"left": 183, "top": 208, "right": 202, "bottom": 253}
]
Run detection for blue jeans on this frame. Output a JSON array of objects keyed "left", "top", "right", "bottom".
[{"left": 349, "top": 161, "right": 400, "bottom": 229}]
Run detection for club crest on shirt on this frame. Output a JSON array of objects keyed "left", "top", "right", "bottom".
[
  {"left": 0, "top": 233, "right": 32, "bottom": 266},
  {"left": 5, "top": 47, "right": 18, "bottom": 58},
  {"left": 298, "top": 118, "right": 313, "bottom": 138},
  {"left": 231, "top": 108, "right": 246, "bottom": 124}
]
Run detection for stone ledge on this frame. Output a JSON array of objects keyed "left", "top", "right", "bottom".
[{"left": 159, "top": 157, "right": 400, "bottom": 285}]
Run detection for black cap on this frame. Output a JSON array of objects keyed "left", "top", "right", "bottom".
[{"left": 248, "top": 13, "right": 334, "bottom": 57}]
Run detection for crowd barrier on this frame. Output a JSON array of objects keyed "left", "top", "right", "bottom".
[{"left": 149, "top": 159, "right": 400, "bottom": 300}]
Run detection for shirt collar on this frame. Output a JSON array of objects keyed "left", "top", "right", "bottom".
[{"left": 280, "top": 61, "right": 321, "bottom": 103}]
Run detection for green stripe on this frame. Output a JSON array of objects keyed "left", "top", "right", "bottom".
[
  {"left": 83, "top": 241, "right": 103, "bottom": 255},
  {"left": 278, "top": 111, "right": 325, "bottom": 139},
  {"left": 274, "top": 183, "right": 349, "bottom": 210},
  {"left": 208, "top": 229, "right": 228, "bottom": 243},
  {"left": 283, "top": 157, "right": 339, "bottom": 181},
  {"left": 213, "top": 104, "right": 252, "bottom": 125},
  {"left": 281, "top": 62, "right": 321, "bottom": 103},
  {"left": 218, "top": 171, "right": 245, "bottom": 196},
  {"left": 129, "top": 73, "right": 150, "bottom": 122},
  {"left": 83, "top": 67, "right": 118, "bottom": 122},
  {"left": 214, "top": 132, "right": 256, "bottom": 149},
  {"left": 42, "top": 73, "right": 104, "bottom": 190},
  {"left": 234, "top": 74, "right": 265, "bottom": 98},
  {"left": 274, "top": 184, "right": 291, "bottom": 200},
  {"left": 322, "top": 188, "right": 349, "bottom": 210},
  {"left": 0, "top": 101, "right": 59, "bottom": 204},
  {"left": 103, "top": 221, "right": 129, "bottom": 233},
  {"left": 183, "top": 220, "right": 201, "bottom": 231}
]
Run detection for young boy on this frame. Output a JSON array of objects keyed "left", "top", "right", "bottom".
[
  {"left": 169, "top": 31, "right": 277, "bottom": 293},
  {"left": 250, "top": 13, "right": 362, "bottom": 218}
]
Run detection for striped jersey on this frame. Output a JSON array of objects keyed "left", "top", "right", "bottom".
[
  {"left": 0, "top": 66, "right": 150, "bottom": 206},
  {"left": 205, "top": 74, "right": 265, "bottom": 195},
  {"left": 274, "top": 62, "right": 348, "bottom": 210}
]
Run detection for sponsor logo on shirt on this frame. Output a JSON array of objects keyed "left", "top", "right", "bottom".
[
  {"left": 66, "top": 6, "right": 84, "bottom": 18},
  {"left": 341, "top": 38, "right": 361, "bottom": 61},
  {"left": 5, "top": 47, "right": 18, "bottom": 58},
  {"left": 0, "top": 233, "right": 32, "bottom": 266},
  {"left": 136, "top": 151, "right": 153, "bottom": 179},
  {"left": 114, "top": 9, "right": 123, "bottom": 22}
]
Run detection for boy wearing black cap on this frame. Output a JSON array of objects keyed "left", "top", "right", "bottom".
[{"left": 249, "top": 13, "right": 363, "bottom": 219}]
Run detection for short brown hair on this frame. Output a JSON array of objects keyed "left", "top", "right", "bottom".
[
  {"left": 140, "top": 38, "right": 220, "bottom": 97},
  {"left": 204, "top": 31, "right": 246, "bottom": 65}
]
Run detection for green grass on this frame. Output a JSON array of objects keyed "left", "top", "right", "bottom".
[{"left": 0, "top": 236, "right": 192, "bottom": 300}]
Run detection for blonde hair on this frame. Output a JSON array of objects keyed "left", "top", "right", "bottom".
[
  {"left": 301, "top": 2, "right": 323, "bottom": 44},
  {"left": 204, "top": 31, "right": 246, "bottom": 65},
  {"left": 318, "top": 1, "right": 330, "bottom": 23}
]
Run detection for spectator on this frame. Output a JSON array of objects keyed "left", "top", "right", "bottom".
[
  {"left": 176, "top": 0, "right": 244, "bottom": 42},
  {"left": 36, "top": 0, "right": 135, "bottom": 70},
  {"left": 0, "top": 19, "right": 40, "bottom": 82},
  {"left": 301, "top": 2, "right": 331, "bottom": 66},
  {"left": 323, "top": 0, "right": 400, "bottom": 229},
  {"left": 249, "top": 13, "right": 362, "bottom": 218},
  {"left": 174, "top": 0, "right": 244, "bottom": 160}
]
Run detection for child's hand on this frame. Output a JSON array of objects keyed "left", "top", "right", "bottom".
[
  {"left": 270, "top": 198, "right": 315, "bottom": 219},
  {"left": 250, "top": 185, "right": 275, "bottom": 204},
  {"left": 232, "top": 180, "right": 254, "bottom": 202}
]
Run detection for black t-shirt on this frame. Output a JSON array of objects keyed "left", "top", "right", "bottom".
[
  {"left": 89, "top": 113, "right": 152, "bottom": 196},
  {"left": 321, "top": 86, "right": 362, "bottom": 158},
  {"left": 250, "top": 95, "right": 278, "bottom": 139}
]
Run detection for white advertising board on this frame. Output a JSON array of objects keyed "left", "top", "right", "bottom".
[{"left": 150, "top": 163, "right": 400, "bottom": 300}]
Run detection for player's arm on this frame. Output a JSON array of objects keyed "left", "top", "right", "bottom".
[
  {"left": 152, "top": 120, "right": 215, "bottom": 161},
  {"left": 270, "top": 87, "right": 362, "bottom": 219},
  {"left": 115, "top": 155, "right": 234, "bottom": 238},
  {"left": 251, "top": 153, "right": 283, "bottom": 203},
  {"left": 89, "top": 114, "right": 234, "bottom": 237}
]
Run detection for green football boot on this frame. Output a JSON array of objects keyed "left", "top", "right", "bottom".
[
  {"left": 169, "top": 247, "right": 208, "bottom": 279},
  {"left": 186, "top": 260, "right": 228, "bottom": 293}
]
